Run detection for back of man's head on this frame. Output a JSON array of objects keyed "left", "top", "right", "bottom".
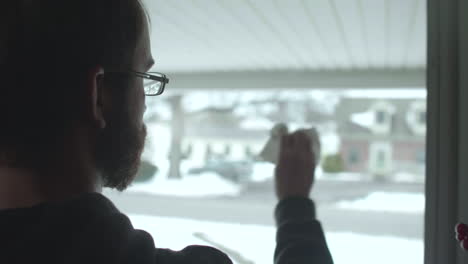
[{"left": 0, "top": 0, "right": 148, "bottom": 168}]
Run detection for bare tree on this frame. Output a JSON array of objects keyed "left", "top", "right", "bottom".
[{"left": 168, "top": 95, "right": 185, "bottom": 179}]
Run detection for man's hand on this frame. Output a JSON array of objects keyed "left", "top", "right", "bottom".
[{"left": 274, "top": 131, "right": 316, "bottom": 201}]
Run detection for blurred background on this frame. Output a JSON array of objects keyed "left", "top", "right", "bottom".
[{"left": 104, "top": 0, "right": 427, "bottom": 263}]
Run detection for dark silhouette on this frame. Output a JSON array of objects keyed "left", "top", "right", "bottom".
[{"left": 0, "top": 1, "right": 333, "bottom": 263}]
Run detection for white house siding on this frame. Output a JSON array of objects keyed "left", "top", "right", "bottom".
[{"left": 183, "top": 137, "right": 265, "bottom": 164}]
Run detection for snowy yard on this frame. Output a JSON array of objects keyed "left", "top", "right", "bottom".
[
  {"left": 121, "top": 157, "right": 425, "bottom": 264},
  {"left": 129, "top": 214, "right": 423, "bottom": 264},
  {"left": 336, "top": 192, "right": 425, "bottom": 213},
  {"left": 126, "top": 161, "right": 277, "bottom": 197},
  {"left": 127, "top": 172, "right": 242, "bottom": 197}
]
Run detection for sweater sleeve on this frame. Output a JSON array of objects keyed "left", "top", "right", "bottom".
[{"left": 274, "top": 197, "right": 334, "bottom": 264}]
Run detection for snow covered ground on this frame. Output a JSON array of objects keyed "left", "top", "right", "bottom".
[
  {"left": 250, "top": 162, "right": 275, "bottom": 182},
  {"left": 251, "top": 162, "right": 370, "bottom": 183},
  {"left": 129, "top": 214, "right": 423, "bottom": 264},
  {"left": 123, "top": 161, "right": 423, "bottom": 200},
  {"left": 124, "top": 161, "right": 274, "bottom": 197},
  {"left": 126, "top": 172, "right": 242, "bottom": 197},
  {"left": 336, "top": 192, "right": 425, "bottom": 213},
  {"left": 123, "top": 163, "right": 368, "bottom": 198}
]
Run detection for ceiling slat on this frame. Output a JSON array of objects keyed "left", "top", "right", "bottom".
[
  {"left": 210, "top": 0, "right": 273, "bottom": 70},
  {"left": 330, "top": 0, "right": 356, "bottom": 68},
  {"left": 407, "top": 0, "right": 427, "bottom": 68},
  {"left": 357, "top": 0, "right": 371, "bottom": 68},
  {"left": 361, "top": 0, "right": 386, "bottom": 68},
  {"left": 300, "top": 0, "right": 337, "bottom": 69},
  {"left": 403, "top": 0, "right": 424, "bottom": 68},
  {"left": 333, "top": 0, "right": 370, "bottom": 69},
  {"left": 271, "top": 0, "right": 325, "bottom": 70},
  {"left": 384, "top": 0, "right": 389, "bottom": 67},
  {"left": 225, "top": 0, "right": 292, "bottom": 69},
  {"left": 302, "top": 0, "right": 350, "bottom": 69},
  {"left": 387, "top": 0, "right": 415, "bottom": 69},
  {"left": 166, "top": 0, "right": 247, "bottom": 70},
  {"left": 244, "top": 0, "right": 306, "bottom": 69}
]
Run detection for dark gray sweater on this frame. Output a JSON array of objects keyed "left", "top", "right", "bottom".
[{"left": 0, "top": 193, "right": 333, "bottom": 264}]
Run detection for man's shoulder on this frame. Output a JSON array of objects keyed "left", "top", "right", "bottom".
[
  {"left": 155, "top": 245, "right": 233, "bottom": 264},
  {"left": 121, "top": 227, "right": 232, "bottom": 264}
]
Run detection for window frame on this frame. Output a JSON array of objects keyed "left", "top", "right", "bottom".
[{"left": 425, "top": 0, "right": 468, "bottom": 263}]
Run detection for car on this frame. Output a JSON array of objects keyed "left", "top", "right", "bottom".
[{"left": 188, "top": 159, "right": 253, "bottom": 183}]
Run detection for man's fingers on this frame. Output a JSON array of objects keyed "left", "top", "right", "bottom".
[
  {"left": 280, "top": 132, "right": 313, "bottom": 153},
  {"left": 279, "top": 132, "right": 314, "bottom": 166},
  {"left": 280, "top": 135, "right": 288, "bottom": 151},
  {"left": 291, "top": 131, "right": 312, "bottom": 153},
  {"left": 279, "top": 135, "right": 290, "bottom": 158},
  {"left": 290, "top": 133, "right": 297, "bottom": 148}
]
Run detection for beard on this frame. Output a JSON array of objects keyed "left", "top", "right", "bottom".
[{"left": 95, "top": 107, "right": 147, "bottom": 191}]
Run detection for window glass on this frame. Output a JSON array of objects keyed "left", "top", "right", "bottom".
[
  {"left": 105, "top": 89, "right": 426, "bottom": 264},
  {"left": 104, "top": 0, "right": 426, "bottom": 263}
]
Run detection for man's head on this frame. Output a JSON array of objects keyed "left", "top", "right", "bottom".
[{"left": 0, "top": 0, "right": 154, "bottom": 191}]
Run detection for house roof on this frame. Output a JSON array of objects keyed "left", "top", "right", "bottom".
[
  {"left": 184, "top": 107, "right": 268, "bottom": 139},
  {"left": 184, "top": 103, "right": 331, "bottom": 140},
  {"left": 335, "top": 98, "right": 425, "bottom": 141}
]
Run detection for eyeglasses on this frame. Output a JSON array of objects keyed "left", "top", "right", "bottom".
[
  {"left": 131, "top": 71, "right": 169, "bottom": 96},
  {"left": 107, "top": 71, "right": 169, "bottom": 96}
]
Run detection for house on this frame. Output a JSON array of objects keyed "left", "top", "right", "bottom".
[
  {"left": 182, "top": 100, "right": 334, "bottom": 165},
  {"left": 183, "top": 107, "right": 269, "bottom": 165},
  {"left": 335, "top": 98, "right": 426, "bottom": 178}
]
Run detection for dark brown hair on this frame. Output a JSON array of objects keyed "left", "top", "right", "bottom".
[{"left": 0, "top": 0, "right": 148, "bottom": 167}]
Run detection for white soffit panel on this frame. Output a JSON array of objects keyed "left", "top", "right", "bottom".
[{"left": 143, "top": 0, "right": 426, "bottom": 87}]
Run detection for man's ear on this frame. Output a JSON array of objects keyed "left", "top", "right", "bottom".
[{"left": 87, "top": 66, "right": 106, "bottom": 129}]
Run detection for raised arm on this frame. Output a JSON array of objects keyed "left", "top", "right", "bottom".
[{"left": 273, "top": 131, "right": 334, "bottom": 264}]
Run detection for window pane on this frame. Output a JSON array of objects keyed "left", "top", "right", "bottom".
[
  {"left": 104, "top": 89, "right": 426, "bottom": 264},
  {"left": 103, "top": 0, "right": 427, "bottom": 263}
]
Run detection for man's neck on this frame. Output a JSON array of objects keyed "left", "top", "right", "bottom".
[
  {"left": 0, "top": 167, "right": 43, "bottom": 209},
  {"left": 0, "top": 129, "right": 103, "bottom": 210},
  {"left": 0, "top": 166, "right": 101, "bottom": 210}
]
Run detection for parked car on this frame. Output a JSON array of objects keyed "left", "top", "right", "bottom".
[{"left": 188, "top": 159, "right": 253, "bottom": 183}]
